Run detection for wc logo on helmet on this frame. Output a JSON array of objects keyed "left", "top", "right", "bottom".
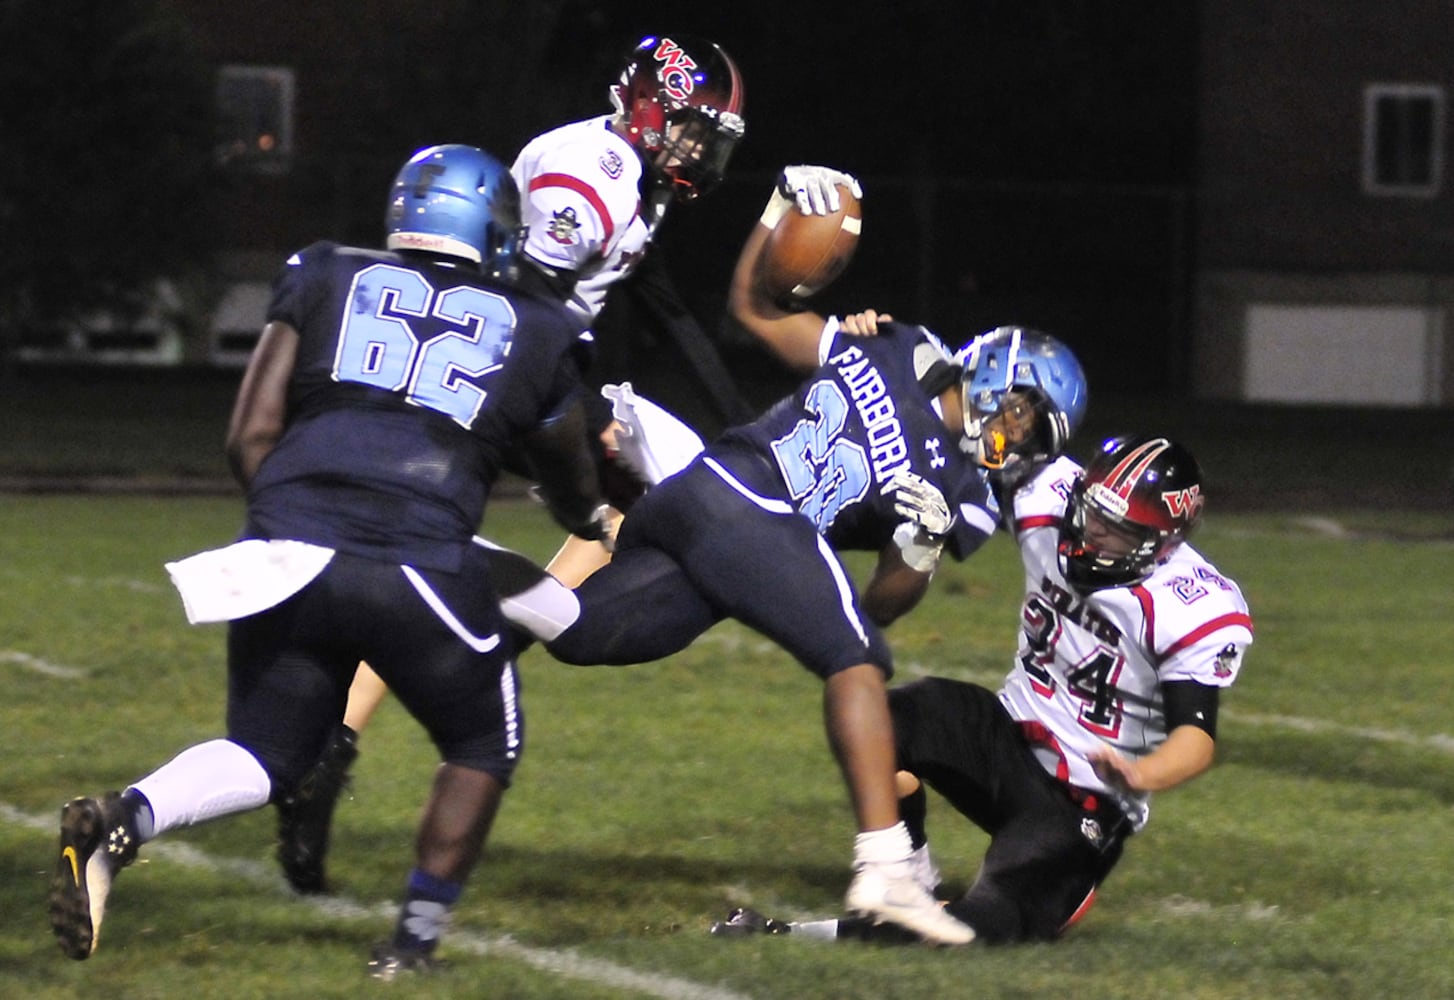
[
  {"left": 1161, "top": 486, "right": 1203, "bottom": 520},
  {"left": 652, "top": 38, "right": 699, "bottom": 102}
]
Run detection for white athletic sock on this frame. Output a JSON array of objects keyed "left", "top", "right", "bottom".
[
  {"left": 852, "top": 821, "right": 914, "bottom": 868},
  {"left": 500, "top": 577, "right": 580, "bottom": 641},
  {"left": 128, "top": 739, "right": 272, "bottom": 838},
  {"left": 792, "top": 919, "right": 840, "bottom": 941}
]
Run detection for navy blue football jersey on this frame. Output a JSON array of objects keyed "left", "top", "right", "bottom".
[
  {"left": 712, "top": 323, "right": 999, "bottom": 560},
  {"left": 245, "top": 241, "right": 583, "bottom": 571}
]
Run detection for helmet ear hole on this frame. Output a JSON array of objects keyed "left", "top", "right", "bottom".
[{"left": 629, "top": 97, "right": 666, "bottom": 148}]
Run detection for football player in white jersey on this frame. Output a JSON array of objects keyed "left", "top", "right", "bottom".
[
  {"left": 712, "top": 434, "right": 1254, "bottom": 944},
  {"left": 510, "top": 33, "right": 744, "bottom": 329}
]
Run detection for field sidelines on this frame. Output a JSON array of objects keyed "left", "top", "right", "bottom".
[{"left": 1, "top": 802, "right": 754, "bottom": 1000}]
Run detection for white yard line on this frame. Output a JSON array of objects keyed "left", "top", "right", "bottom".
[
  {"left": 0, "top": 650, "right": 88, "bottom": 679},
  {"left": 1231, "top": 711, "right": 1454, "bottom": 754},
  {"left": 1, "top": 802, "right": 754, "bottom": 1000}
]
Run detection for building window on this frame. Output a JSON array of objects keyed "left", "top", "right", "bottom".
[
  {"left": 1362, "top": 83, "right": 1443, "bottom": 198},
  {"left": 216, "top": 65, "right": 295, "bottom": 173}
]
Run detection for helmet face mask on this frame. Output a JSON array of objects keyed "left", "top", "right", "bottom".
[
  {"left": 653, "top": 106, "right": 744, "bottom": 200},
  {"left": 611, "top": 35, "right": 745, "bottom": 201},
  {"left": 1058, "top": 435, "right": 1205, "bottom": 591},
  {"left": 967, "top": 388, "right": 1053, "bottom": 472},
  {"left": 385, "top": 144, "right": 523, "bottom": 278},
  {"left": 957, "top": 327, "right": 1088, "bottom": 477}
]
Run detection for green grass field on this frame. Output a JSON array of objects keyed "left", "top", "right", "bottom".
[{"left": 3, "top": 490, "right": 1453, "bottom": 999}]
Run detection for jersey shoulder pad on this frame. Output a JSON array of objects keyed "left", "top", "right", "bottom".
[
  {"left": 281, "top": 239, "right": 343, "bottom": 268},
  {"left": 519, "top": 118, "right": 643, "bottom": 210},
  {"left": 1012, "top": 455, "right": 1079, "bottom": 531},
  {"left": 1144, "top": 548, "right": 1254, "bottom": 661}
]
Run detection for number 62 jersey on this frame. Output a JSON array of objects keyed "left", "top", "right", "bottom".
[
  {"left": 998, "top": 456, "right": 1254, "bottom": 830},
  {"left": 245, "top": 241, "right": 584, "bottom": 573}
]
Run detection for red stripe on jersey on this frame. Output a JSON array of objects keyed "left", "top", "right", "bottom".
[
  {"left": 1017, "top": 720, "right": 1071, "bottom": 784},
  {"left": 1132, "top": 584, "right": 1156, "bottom": 651},
  {"left": 1159, "top": 611, "right": 1253, "bottom": 663},
  {"left": 529, "top": 172, "right": 616, "bottom": 244},
  {"left": 1015, "top": 513, "right": 1060, "bottom": 536}
]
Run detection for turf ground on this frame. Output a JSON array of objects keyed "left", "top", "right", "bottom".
[{"left": 3, "top": 487, "right": 1453, "bottom": 999}]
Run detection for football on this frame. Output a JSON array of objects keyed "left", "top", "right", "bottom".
[{"left": 759, "top": 185, "right": 862, "bottom": 300}]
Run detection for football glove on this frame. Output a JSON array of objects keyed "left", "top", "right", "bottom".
[
  {"left": 779, "top": 164, "right": 862, "bottom": 215},
  {"left": 760, "top": 165, "right": 863, "bottom": 228},
  {"left": 890, "top": 471, "right": 954, "bottom": 537}
]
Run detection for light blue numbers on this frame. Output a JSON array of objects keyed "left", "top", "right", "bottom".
[
  {"left": 770, "top": 379, "right": 871, "bottom": 530},
  {"left": 335, "top": 265, "right": 429, "bottom": 391},
  {"left": 334, "top": 263, "right": 517, "bottom": 427}
]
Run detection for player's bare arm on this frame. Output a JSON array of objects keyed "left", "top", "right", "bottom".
[
  {"left": 520, "top": 401, "right": 615, "bottom": 545},
  {"left": 861, "top": 542, "right": 935, "bottom": 626},
  {"left": 225, "top": 319, "right": 298, "bottom": 488},
  {"left": 1090, "top": 725, "right": 1216, "bottom": 794},
  {"left": 727, "top": 218, "right": 828, "bottom": 372}
]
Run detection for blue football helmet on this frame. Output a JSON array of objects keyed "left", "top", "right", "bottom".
[
  {"left": 384, "top": 144, "right": 523, "bottom": 276},
  {"left": 957, "top": 326, "right": 1088, "bottom": 475}
]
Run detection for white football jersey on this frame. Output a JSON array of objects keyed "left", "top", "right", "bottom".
[
  {"left": 997, "top": 456, "right": 1253, "bottom": 830},
  {"left": 510, "top": 115, "right": 657, "bottom": 329}
]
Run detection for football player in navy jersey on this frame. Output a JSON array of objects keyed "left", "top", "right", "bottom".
[
  {"left": 529, "top": 192, "right": 1090, "bottom": 943},
  {"left": 296, "top": 37, "right": 753, "bottom": 851},
  {"left": 47, "top": 144, "right": 612, "bottom": 977}
]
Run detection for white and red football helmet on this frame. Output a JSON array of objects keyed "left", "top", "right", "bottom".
[
  {"left": 1058, "top": 435, "right": 1205, "bottom": 590},
  {"left": 610, "top": 34, "right": 745, "bottom": 201}
]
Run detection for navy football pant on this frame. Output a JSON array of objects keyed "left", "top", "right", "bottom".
[
  {"left": 226, "top": 547, "right": 522, "bottom": 794},
  {"left": 546, "top": 459, "right": 892, "bottom": 679}
]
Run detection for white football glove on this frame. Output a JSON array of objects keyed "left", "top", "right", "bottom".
[
  {"left": 892, "top": 521, "right": 945, "bottom": 575},
  {"left": 779, "top": 164, "right": 862, "bottom": 216},
  {"left": 600, "top": 382, "right": 705, "bottom": 485},
  {"left": 890, "top": 470, "right": 954, "bottom": 537}
]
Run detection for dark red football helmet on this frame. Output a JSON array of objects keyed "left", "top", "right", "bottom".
[
  {"left": 1058, "top": 435, "right": 1205, "bottom": 590},
  {"left": 610, "top": 34, "right": 745, "bottom": 201}
]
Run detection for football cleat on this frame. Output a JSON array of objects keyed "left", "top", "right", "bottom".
[
  {"left": 844, "top": 861, "right": 975, "bottom": 946},
  {"left": 709, "top": 907, "right": 792, "bottom": 936},
  {"left": 367, "top": 941, "right": 447, "bottom": 981},
  {"left": 49, "top": 792, "right": 140, "bottom": 960},
  {"left": 276, "top": 723, "right": 359, "bottom": 894}
]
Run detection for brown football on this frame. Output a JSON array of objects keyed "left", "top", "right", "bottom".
[{"left": 759, "top": 185, "right": 862, "bottom": 300}]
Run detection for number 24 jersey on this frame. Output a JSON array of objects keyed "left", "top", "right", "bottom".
[{"left": 998, "top": 456, "right": 1254, "bottom": 829}]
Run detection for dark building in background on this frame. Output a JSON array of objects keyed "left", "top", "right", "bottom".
[
  {"left": 38, "top": 1, "right": 1447, "bottom": 407},
  {"left": 1193, "top": 1, "right": 1453, "bottom": 406}
]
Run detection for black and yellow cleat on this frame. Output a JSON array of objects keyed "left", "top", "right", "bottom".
[{"left": 49, "top": 792, "right": 139, "bottom": 960}]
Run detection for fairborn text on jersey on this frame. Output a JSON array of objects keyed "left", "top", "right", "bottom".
[{"left": 827, "top": 344, "right": 912, "bottom": 491}]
